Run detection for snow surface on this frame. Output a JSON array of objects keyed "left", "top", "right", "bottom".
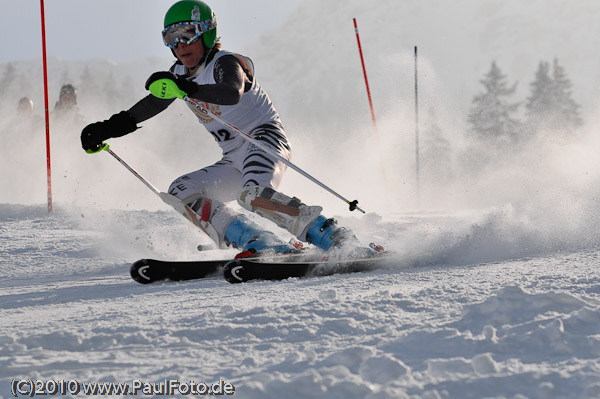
[
  {"left": 3, "top": 0, "right": 600, "bottom": 398},
  {"left": 2, "top": 204, "right": 600, "bottom": 399}
]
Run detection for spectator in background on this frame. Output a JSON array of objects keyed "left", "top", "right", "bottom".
[
  {"left": 18, "top": 96, "right": 43, "bottom": 130},
  {"left": 18, "top": 97, "right": 34, "bottom": 115},
  {"left": 52, "top": 84, "right": 84, "bottom": 129},
  {"left": 2, "top": 97, "right": 43, "bottom": 142}
]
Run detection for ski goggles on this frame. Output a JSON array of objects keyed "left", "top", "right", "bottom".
[{"left": 162, "top": 19, "right": 217, "bottom": 49}]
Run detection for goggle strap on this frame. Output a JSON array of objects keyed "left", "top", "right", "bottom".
[{"left": 197, "top": 17, "right": 217, "bottom": 33}]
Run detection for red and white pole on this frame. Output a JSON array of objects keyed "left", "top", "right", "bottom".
[
  {"left": 352, "top": 18, "right": 388, "bottom": 193},
  {"left": 40, "top": 0, "right": 52, "bottom": 212},
  {"left": 353, "top": 18, "right": 377, "bottom": 130}
]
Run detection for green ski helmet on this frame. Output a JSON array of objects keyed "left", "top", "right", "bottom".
[{"left": 163, "top": 0, "right": 218, "bottom": 49}]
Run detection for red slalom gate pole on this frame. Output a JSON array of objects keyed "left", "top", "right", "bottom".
[
  {"left": 352, "top": 18, "right": 388, "bottom": 194},
  {"left": 353, "top": 18, "right": 377, "bottom": 130},
  {"left": 40, "top": 0, "right": 52, "bottom": 212}
]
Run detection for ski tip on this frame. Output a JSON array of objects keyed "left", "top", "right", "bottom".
[
  {"left": 223, "top": 260, "right": 246, "bottom": 284},
  {"left": 130, "top": 259, "right": 155, "bottom": 284}
]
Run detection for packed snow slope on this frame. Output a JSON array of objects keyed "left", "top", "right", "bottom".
[{"left": 1, "top": 204, "right": 600, "bottom": 399}]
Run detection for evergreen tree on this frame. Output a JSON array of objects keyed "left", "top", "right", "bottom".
[
  {"left": 525, "top": 61, "right": 553, "bottom": 124},
  {"left": 526, "top": 58, "right": 582, "bottom": 133},
  {"left": 468, "top": 61, "right": 520, "bottom": 141},
  {"left": 551, "top": 58, "right": 582, "bottom": 130}
]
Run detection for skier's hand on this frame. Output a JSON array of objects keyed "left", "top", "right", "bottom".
[
  {"left": 145, "top": 71, "right": 198, "bottom": 98},
  {"left": 80, "top": 111, "right": 138, "bottom": 152},
  {"left": 81, "top": 122, "right": 108, "bottom": 152}
]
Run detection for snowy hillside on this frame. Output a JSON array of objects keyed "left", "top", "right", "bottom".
[
  {"left": 2, "top": 0, "right": 600, "bottom": 397},
  {"left": 1, "top": 204, "right": 600, "bottom": 398}
]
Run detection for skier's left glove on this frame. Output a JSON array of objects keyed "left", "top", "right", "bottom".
[
  {"left": 80, "top": 110, "right": 138, "bottom": 153},
  {"left": 145, "top": 71, "right": 198, "bottom": 98}
]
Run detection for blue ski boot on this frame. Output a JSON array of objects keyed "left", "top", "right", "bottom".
[
  {"left": 224, "top": 215, "right": 297, "bottom": 259},
  {"left": 234, "top": 185, "right": 383, "bottom": 258},
  {"left": 305, "top": 215, "right": 383, "bottom": 258}
]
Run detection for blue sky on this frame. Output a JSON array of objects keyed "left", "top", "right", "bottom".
[{"left": 3, "top": 0, "right": 300, "bottom": 63}]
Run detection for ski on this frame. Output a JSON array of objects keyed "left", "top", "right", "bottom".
[
  {"left": 130, "top": 258, "right": 227, "bottom": 284},
  {"left": 130, "top": 253, "right": 391, "bottom": 284},
  {"left": 129, "top": 251, "right": 322, "bottom": 284},
  {"left": 222, "top": 254, "right": 390, "bottom": 284}
]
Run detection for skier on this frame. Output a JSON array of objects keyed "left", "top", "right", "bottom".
[{"left": 80, "top": 0, "right": 377, "bottom": 259}]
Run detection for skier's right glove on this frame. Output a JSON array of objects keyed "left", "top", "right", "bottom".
[{"left": 80, "top": 111, "right": 138, "bottom": 153}]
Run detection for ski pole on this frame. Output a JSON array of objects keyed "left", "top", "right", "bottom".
[
  {"left": 148, "top": 79, "right": 366, "bottom": 214},
  {"left": 88, "top": 143, "right": 222, "bottom": 243},
  {"left": 101, "top": 144, "right": 161, "bottom": 195}
]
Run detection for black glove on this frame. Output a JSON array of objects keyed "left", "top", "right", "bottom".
[
  {"left": 145, "top": 71, "right": 198, "bottom": 97},
  {"left": 80, "top": 110, "right": 138, "bottom": 152}
]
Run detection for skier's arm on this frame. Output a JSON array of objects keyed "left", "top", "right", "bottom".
[
  {"left": 189, "top": 55, "right": 251, "bottom": 105},
  {"left": 80, "top": 111, "right": 137, "bottom": 152},
  {"left": 127, "top": 95, "right": 175, "bottom": 122},
  {"left": 80, "top": 92, "right": 177, "bottom": 152},
  {"left": 145, "top": 55, "right": 252, "bottom": 105}
]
